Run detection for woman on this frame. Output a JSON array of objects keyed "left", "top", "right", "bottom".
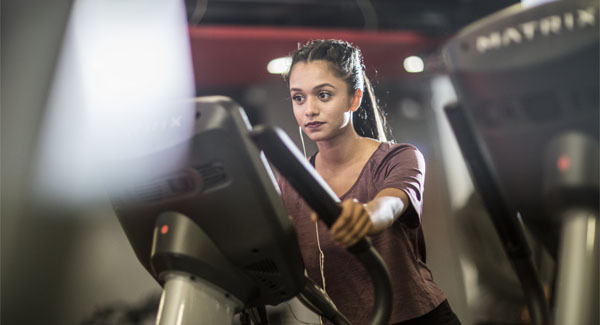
[{"left": 278, "top": 39, "right": 461, "bottom": 324}]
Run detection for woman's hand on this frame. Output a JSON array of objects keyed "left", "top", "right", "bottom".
[
  {"left": 309, "top": 188, "right": 410, "bottom": 248},
  {"left": 311, "top": 198, "right": 373, "bottom": 248}
]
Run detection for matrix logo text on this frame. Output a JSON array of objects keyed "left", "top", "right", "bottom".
[{"left": 476, "top": 7, "right": 596, "bottom": 53}]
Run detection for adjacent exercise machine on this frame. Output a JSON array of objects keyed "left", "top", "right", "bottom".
[{"left": 443, "top": 1, "right": 599, "bottom": 324}]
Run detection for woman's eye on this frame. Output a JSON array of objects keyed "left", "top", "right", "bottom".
[
  {"left": 292, "top": 94, "right": 305, "bottom": 103},
  {"left": 318, "top": 92, "right": 331, "bottom": 100}
]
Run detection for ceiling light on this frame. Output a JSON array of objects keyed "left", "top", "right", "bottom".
[
  {"left": 403, "top": 56, "right": 424, "bottom": 73},
  {"left": 267, "top": 57, "right": 292, "bottom": 74}
]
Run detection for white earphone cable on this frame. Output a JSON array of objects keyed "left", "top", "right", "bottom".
[{"left": 299, "top": 126, "right": 326, "bottom": 325}]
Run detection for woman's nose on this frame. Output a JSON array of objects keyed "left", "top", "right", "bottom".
[{"left": 305, "top": 97, "right": 319, "bottom": 116}]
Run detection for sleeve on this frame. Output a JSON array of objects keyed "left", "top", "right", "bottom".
[{"left": 376, "top": 144, "right": 426, "bottom": 227}]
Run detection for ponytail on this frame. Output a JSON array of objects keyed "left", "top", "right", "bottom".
[{"left": 353, "top": 73, "right": 392, "bottom": 143}]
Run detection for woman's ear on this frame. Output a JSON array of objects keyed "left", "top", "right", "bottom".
[{"left": 349, "top": 88, "right": 363, "bottom": 112}]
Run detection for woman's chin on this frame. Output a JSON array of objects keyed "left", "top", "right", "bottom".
[
  {"left": 307, "top": 133, "right": 337, "bottom": 143},
  {"left": 305, "top": 134, "right": 323, "bottom": 142},
  {"left": 303, "top": 128, "right": 326, "bottom": 139}
]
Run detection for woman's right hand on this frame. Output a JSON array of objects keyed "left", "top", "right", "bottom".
[{"left": 310, "top": 198, "right": 373, "bottom": 248}]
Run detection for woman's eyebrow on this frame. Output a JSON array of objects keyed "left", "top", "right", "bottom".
[
  {"left": 313, "top": 83, "right": 336, "bottom": 90},
  {"left": 290, "top": 83, "right": 336, "bottom": 92}
]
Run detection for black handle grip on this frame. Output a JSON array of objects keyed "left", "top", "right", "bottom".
[{"left": 249, "top": 125, "right": 341, "bottom": 227}]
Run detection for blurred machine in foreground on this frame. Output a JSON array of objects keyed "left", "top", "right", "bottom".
[{"left": 443, "top": 1, "right": 598, "bottom": 324}]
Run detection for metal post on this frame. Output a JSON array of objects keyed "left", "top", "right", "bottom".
[
  {"left": 156, "top": 271, "right": 243, "bottom": 325},
  {"left": 554, "top": 209, "right": 599, "bottom": 325}
]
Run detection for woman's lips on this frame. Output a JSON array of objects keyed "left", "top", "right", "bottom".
[{"left": 305, "top": 121, "right": 325, "bottom": 129}]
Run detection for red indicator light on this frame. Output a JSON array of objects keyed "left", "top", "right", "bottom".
[
  {"left": 160, "top": 225, "right": 169, "bottom": 235},
  {"left": 557, "top": 155, "right": 570, "bottom": 172}
]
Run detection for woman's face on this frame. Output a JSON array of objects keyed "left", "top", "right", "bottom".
[{"left": 289, "top": 60, "right": 361, "bottom": 142}]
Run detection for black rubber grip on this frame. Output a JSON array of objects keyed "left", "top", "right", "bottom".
[{"left": 249, "top": 125, "right": 341, "bottom": 227}]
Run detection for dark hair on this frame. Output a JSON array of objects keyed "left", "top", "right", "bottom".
[{"left": 285, "top": 39, "right": 391, "bottom": 142}]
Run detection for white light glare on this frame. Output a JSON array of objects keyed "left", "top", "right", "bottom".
[
  {"left": 267, "top": 57, "right": 292, "bottom": 74},
  {"left": 521, "top": 0, "right": 557, "bottom": 8},
  {"left": 403, "top": 56, "right": 424, "bottom": 73},
  {"left": 32, "top": 0, "right": 196, "bottom": 204}
]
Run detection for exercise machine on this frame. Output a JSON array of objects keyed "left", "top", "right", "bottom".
[
  {"left": 442, "top": 1, "right": 598, "bottom": 324},
  {"left": 112, "top": 96, "right": 393, "bottom": 324}
]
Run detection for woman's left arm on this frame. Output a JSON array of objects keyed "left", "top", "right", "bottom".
[{"left": 326, "top": 145, "right": 424, "bottom": 248}]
